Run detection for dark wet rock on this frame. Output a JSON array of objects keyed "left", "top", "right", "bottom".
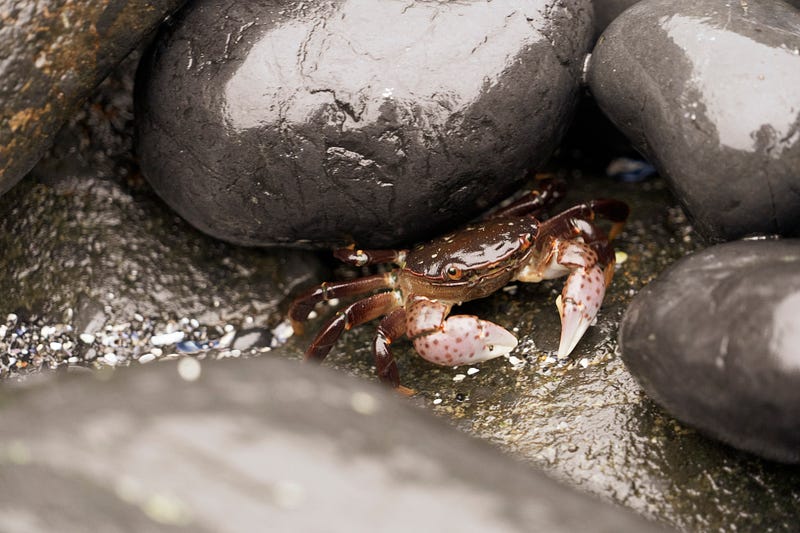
[
  {"left": 0, "top": 355, "right": 657, "bottom": 532},
  {"left": 620, "top": 239, "right": 800, "bottom": 463},
  {"left": 0, "top": 0, "right": 186, "bottom": 194},
  {"left": 0, "top": 56, "right": 324, "bottom": 378},
  {"left": 588, "top": 0, "right": 800, "bottom": 243},
  {"left": 592, "top": 0, "right": 640, "bottom": 38},
  {"left": 136, "top": 0, "right": 593, "bottom": 248}
]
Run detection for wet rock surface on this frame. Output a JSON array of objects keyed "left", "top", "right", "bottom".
[
  {"left": 620, "top": 239, "right": 800, "bottom": 463},
  {"left": 588, "top": 0, "right": 800, "bottom": 243},
  {"left": 0, "top": 0, "right": 186, "bottom": 194},
  {"left": 0, "top": 53, "right": 322, "bottom": 377},
  {"left": 0, "top": 356, "right": 657, "bottom": 533},
  {"left": 4, "top": 26, "right": 800, "bottom": 533},
  {"left": 135, "top": 0, "right": 593, "bottom": 248}
]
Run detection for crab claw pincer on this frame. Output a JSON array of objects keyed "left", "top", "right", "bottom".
[
  {"left": 556, "top": 265, "right": 606, "bottom": 358},
  {"left": 412, "top": 316, "right": 518, "bottom": 366}
]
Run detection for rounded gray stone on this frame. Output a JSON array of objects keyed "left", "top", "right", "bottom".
[
  {"left": 135, "top": 0, "right": 593, "bottom": 248},
  {"left": 0, "top": 356, "right": 659, "bottom": 532},
  {"left": 588, "top": 0, "right": 800, "bottom": 243},
  {"left": 620, "top": 239, "right": 800, "bottom": 463}
]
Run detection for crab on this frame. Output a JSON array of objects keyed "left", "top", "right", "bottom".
[{"left": 289, "top": 179, "right": 629, "bottom": 389}]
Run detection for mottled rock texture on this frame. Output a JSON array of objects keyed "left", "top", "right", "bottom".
[
  {"left": 136, "top": 0, "right": 594, "bottom": 248},
  {"left": 621, "top": 239, "right": 800, "bottom": 463},
  {"left": 588, "top": 0, "right": 800, "bottom": 243},
  {"left": 0, "top": 0, "right": 186, "bottom": 193}
]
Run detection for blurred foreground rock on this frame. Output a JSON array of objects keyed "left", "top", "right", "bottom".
[{"left": 0, "top": 356, "right": 658, "bottom": 533}]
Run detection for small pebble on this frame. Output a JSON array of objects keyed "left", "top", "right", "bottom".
[
  {"left": 217, "top": 330, "right": 236, "bottom": 349},
  {"left": 102, "top": 352, "right": 118, "bottom": 365},
  {"left": 151, "top": 331, "right": 185, "bottom": 346},
  {"left": 508, "top": 355, "right": 524, "bottom": 366},
  {"left": 453, "top": 374, "right": 466, "bottom": 382},
  {"left": 176, "top": 340, "right": 202, "bottom": 353},
  {"left": 270, "top": 321, "right": 294, "bottom": 347},
  {"left": 138, "top": 353, "right": 157, "bottom": 364},
  {"left": 466, "top": 367, "right": 480, "bottom": 376}
]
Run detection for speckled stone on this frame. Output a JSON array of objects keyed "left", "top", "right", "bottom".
[
  {"left": 135, "top": 0, "right": 594, "bottom": 248},
  {"left": 588, "top": 0, "right": 800, "bottom": 243},
  {"left": 620, "top": 239, "right": 800, "bottom": 463},
  {"left": 0, "top": 0, "right": 186, "bottom": 194}
]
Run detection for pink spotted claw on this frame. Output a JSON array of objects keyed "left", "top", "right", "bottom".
[
  {"left": 405, "top": 298, "right": 517, "bottom": 366},
  {"left": 556, "top": 265, "right": 606, "bottom": 358},
  {"left": 412, "top": 315, "right": 518, "bottom": 366}
]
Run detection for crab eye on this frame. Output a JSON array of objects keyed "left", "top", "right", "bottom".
[{"left": 445, "top": 265, "right": 463, "bottom": 280}]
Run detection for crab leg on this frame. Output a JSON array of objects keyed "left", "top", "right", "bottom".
[
  {"left": 538, "top": 199, "right": 629, "bottom": 245},
  {"left": 333, "top": 247, "right": 408, "bottom": 267},
  {"left": 305, "top": 291, "right": 402, "bottom": 363},
  {"left": 488, "top": 178, "right": 566, "bottom": 220},
  {"left": 406, "top": 298, "right": 518, "bottom": 366},
  {"left": 288, "top": 272, "right": 395, "bottom": 333},
  {"left": 374, "top": 307, "right": 407, "bottom": 388}
]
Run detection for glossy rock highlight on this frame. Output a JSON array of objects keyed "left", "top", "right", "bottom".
[
  {"left": 620, "top": 239, "right": 800, "bottom": 463},
  {"left": 136, "top": 0, "right": 593, "bottom": 247},
  {"left": 588, "top": 0, "right": 800, "bottom": 242}
]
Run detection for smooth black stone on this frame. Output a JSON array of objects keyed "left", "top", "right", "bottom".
[
  {"left": 593, "top": 0, "right": 800, "bottom": 38},
  {"left": 136, "top": 0, "right": 593, "bottom": 248},
  {"left": 0, "top": 0, "right": 186, "bottom": 194},
  {"left": 620, "top": 239, "right": 800, "bottom": 463},
  {"left": 588, "top": 0, "right": 800, "bottom": 243},
  {"left": 0, "top": 356, "right": 658, "bottom": 532}
]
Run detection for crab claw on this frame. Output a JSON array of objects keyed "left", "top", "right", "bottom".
[
  {"left": 556, "top": 265, "right": 606, "bottom": 358},
  {"left": 413, "top": 315, "right": 518, "bottom": 366}
]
